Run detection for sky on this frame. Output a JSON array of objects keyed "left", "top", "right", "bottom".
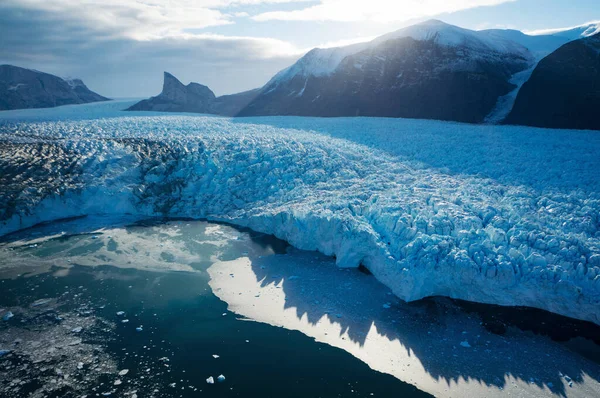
[{"left": 0, "top": 0, "right": 598, "bottom": 98}]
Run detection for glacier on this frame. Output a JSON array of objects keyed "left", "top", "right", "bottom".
[{"left": 0, "top": 100, "right": 599, "bottom": 325}]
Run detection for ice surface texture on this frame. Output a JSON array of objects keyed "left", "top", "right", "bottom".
[{"left": 1, "top": 104, "right": 599, "bottom": 324}]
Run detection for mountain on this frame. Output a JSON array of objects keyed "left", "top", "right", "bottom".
[
  {"left": 127, "top": 20, "right": 597, "bottom": 126},
  {"left": 127, "top": 72, "right": 259, "bottom": 116},
  {"left": 504, "top": 33, "right": 600, "bottom": 131},
  {"left": 529, "top": 21, "right": 600, "bottom": 41},
  {"left": 479, "top": 29, "right": 570, "bottom": 60},
  {"left": 237, "top": 20, "right": 535, "bottom": 123},
  {"left": 127, "top": 72, "right": 216, "bottom": 113},
  {"left": 0, "top": 65, "right": 109, "bottom": 111}
]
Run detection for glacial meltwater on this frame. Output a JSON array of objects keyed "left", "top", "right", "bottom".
[
  {"left": 0, "top": 217, "right": 431, "bottom": 398},
  {"left": 1, "top": 217, "right": 600, "bottom": 398}
]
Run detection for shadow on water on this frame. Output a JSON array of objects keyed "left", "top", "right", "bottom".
[{"left": 242, "top": 249, "right": 600, "bottom": 397}]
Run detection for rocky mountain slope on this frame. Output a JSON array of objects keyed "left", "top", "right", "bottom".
[
  {"left": 504, "top": 33, "right": 600, "bottom": 130},
  {"left": 238, "top": 20, "right": 535, "bottom": 123},
  {"left": 127, "top": 20, "right": 599, "bottom": 126},
  {"left": 127, "top": 72, "right": 259, "bottom": 116},
  {"left": 0, "top": 65, "right": 109, "bottom": 110},
  {"left": 127, "top": 72, "right": 216, "bottom": 113}
]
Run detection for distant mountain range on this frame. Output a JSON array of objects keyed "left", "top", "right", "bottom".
[
  {"left": 0, "top": 65, "right": 109, "bottom": 110},
  {"left": 2, "top": 19, "right": 598, "bottom": 130},
  {"left": 128, "top": 19, "right": 600, "bottom": 130}
]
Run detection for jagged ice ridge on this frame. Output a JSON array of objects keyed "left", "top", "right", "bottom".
[{"left": 0, "top": 103, "right": 599, "bottom": 325}]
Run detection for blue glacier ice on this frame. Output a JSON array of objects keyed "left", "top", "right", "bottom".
[{"left": 0, "top": 100, "right": 599, "bottom": 324}]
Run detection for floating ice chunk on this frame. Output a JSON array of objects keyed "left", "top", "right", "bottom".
[
  {"left": 0, "top": 349, "right": 11, "bottom": 357},
  {"left": 118, "top": 369, "right": 129, "bottom": 376},
  {"left": 206, "top": 376, "right": 214, "bottom": 384},
  {"left": 116, "top": 311, "right": 125, "bottom": 316},
  {"left": 122, "top": 319, "right": 129, "bottom": 323},
  {"left": 212, "top": 354, "right": 220, "bottom": 359},
  {"left": 460, "top": 340, "right": 471, "bottom": 348},
  {"left": 2, "top": 311, "right": 13, "bottom": 321},
  {"left": 382, "top": 303, "right": 391, "bottom": 309},
  {"left": 77, "top": 362, "right": 84, "bottom": 370},
  {"left": 114, "top": 380, "right": 122, "bottom": 386},
  {"left": 72, "top": 327, "right": 83, "bottom": 333},
  {"left": 136, "top": 326, "right": 143, "bottom": 332},
  {"left": 31, "top": 298, "right": 52, "bottom": 307},
  {"left": 217, "top": 374, "right": 226, "bottom": 383}
]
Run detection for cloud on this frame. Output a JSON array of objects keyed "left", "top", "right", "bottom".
[
  {"left": 252, "top": 0, "right": 516, "bottom": 23},
  {"left": 0, "top": 3, "right": 304, "bottom": 97},
  {"left": 0, "top": 0, "right": 311, "bottom": 40}
]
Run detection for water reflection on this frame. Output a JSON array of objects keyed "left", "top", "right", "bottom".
[
  {"left": 2, "top": 216, "right": 600, "bottom": 398},
  {"left": 0, "top": 217, "right": 427, "bottom": 397}
]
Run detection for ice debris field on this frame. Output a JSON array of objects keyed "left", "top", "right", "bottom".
[{"left": 0, "top": 100, "right": 599, "bottom": 324}]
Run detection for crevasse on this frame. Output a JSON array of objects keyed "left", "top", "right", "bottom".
[{"left": 0, "top": 112, "right": 599, "bottom": 325}]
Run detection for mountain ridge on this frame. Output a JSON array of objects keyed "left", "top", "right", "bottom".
[
  {"left": 126, "top": 19, "right": 599, "bottom": 128},
  {"left": 0, "top": 65, "right": 109, "bottom": 111}
]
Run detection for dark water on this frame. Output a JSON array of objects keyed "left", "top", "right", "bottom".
[
  {"left": 3, "top": 217, "right": 600, "bottom": 398},
  {"left": 0, "top": 218, "right": 431, "bottom": 398}
]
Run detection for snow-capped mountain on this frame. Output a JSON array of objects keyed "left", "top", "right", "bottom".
[
  {"left": 373, "top": 19, "right": 531, "bottom": 56},
  {"left": 479, "top": 29, "right": 570, "bottom": 60},
  {"left": 529, "top": 21, "right": 600, "bottom": 41},
  {"left": 505, "top": 32, "right": 600, "bottom": 130},
  {"left": 481, "top": 21, "right": 600, "bottom": 60},
  {"left": 269, "top": 20, "right": 534, "bottom": 88},
  {"left": 238, "top": 20, "right": 535, "bottom": 123},
  {"left": 0, "top": 65, "right": 109, "bottom": 110},
  {"left": 128, "top": 19, "right": 599, "bottom": 126}
]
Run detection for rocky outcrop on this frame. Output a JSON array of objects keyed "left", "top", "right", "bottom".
[
  {"left": 504, "top": 33, "right": 600, "bottom": 130},
  {"left": 127, "top": 72, "right": 216, "bottom": 113},
  {"left": 0, "top": 65, "right": 109, "bottom": 111},
  {"left": 127, "top": 72, "right": 259, "bottom": 116}
]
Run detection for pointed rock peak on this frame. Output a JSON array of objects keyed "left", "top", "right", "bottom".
[
  {"left": 161, "top": 72, "right": 188, "bottom": 102},
  {"left": 163, "top": 72, "right": 185, "bottom": 91}
]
